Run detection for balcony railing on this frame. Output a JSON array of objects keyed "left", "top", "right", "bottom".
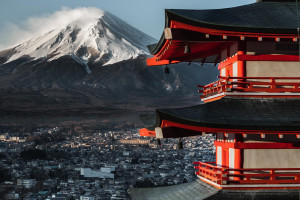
[
  {"left": 198, "top": 76, "right": 300, "bottom": 99},
  {"left": 193, "top": 161, "right": 300, "bottom": 186}
]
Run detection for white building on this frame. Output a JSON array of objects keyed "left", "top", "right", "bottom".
[
  {"left": 80, "top": 196, "right": 95, "bottom": 200},
  {"left": 17, "top": 179, "right": 36, "bottom": 189},
  {"left": 100, "top": 167, "right": 115, "bottom": 173},
  {"left": 80, "top": 168, "right": 114, "bottom": 179}
]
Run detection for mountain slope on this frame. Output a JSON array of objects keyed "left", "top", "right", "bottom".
[{"left": 0, "top": 8, "right": 218, "bottom": 115}]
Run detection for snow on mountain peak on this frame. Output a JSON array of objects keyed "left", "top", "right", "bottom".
[{"left": 5, "top": 7, "right": 157, "bottom": 66}]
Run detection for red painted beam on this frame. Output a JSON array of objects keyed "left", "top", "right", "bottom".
[
  {"left": 214, "top": 141, "right": 300, "bottom": 149},
  {"left": 170, "top": 20, "right": 298, "bottom": 39},
  {"left": 239, "top": 54, "right": 300, "bottom": 61},
  {"left": 160, "top": 120, "right": 300, "bottom": 134},
  {"left": 164, "top": 28, "right": 297, "bottom": 43},
  {"left": 218, "top": 76, "right": 300, "bottom": 80},
  {"left": 146, "top": 57, "right": 180, "bottom": 66},
  {"left": 219, "top": 54, "right": 300, "bottom": 69},
  {"left": 139, "top": 128, "right": 155, "bottom": 137}
]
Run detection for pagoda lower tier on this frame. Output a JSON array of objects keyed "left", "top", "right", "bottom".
[
  {"left": 195, "top": 137, "right": 300, "bottom": 190},
  {"left": 140, "top": 97, "right": 300, "bottom": 189}
]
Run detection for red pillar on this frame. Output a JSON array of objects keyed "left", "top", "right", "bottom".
[
  {"left": 237, "top": 51, "right": 245, "bottom": 78},
  {"left": 234, "top": 148, "right": 242, "bottom": 181},
  {"left": 222, "top": 148, "right": 229, "bottom": 167},
  {"left": 237, "top": 51, "right": 245, "bottom": 89}
]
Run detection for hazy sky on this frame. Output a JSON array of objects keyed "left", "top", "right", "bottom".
[{"left": 0, "top": 0, "right": 253, "bottom": 49}]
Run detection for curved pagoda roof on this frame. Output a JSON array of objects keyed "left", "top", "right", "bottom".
[
  {"left": 148, "top": 1, "right": 300, "bottom": 65},
  {"left": 141, "top": 98, "right": 300, "bottom": 137}
]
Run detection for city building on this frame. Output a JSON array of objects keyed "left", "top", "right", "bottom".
[
  {"left": 17, "top": 179, "right": 37, "bottom": 189},
  {"left": 80, "top": 168, "right": 115, "bottom": 179}
]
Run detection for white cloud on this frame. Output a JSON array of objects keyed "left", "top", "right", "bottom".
[{"left": 0, "top": 7, "right": 105, "bottom": 51}]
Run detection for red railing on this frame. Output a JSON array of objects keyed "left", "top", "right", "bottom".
[
  {"left": 198, "top": 76, "right": 300, "bottom": 98},
  {"left": 193, "top": 161, "right": 300, "bottom": 185}
]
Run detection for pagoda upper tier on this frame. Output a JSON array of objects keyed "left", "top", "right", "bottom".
[{"left": 147, "top": 1, "right": 300, "bottom": 66}]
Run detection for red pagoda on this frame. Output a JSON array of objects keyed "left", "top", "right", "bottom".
[{"left": 140, "top": 0, "right": 300, "bottom": 192}]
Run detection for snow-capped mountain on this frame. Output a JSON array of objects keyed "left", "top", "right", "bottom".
[
  {"left": 2, "top": 8, "right": 156, "bottom": 68},
  {"left": 0, "top": 8, "right": 218, "bottom": 114}
]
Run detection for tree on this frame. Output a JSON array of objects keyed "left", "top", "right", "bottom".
[
  {"left": 134, "top": 178, "right": 155, "bottom": 188},
  {"left": 20, "top": 149, "right": 47, "bottom": 160},
  {"left": 0, "top": 168, "right": 11, "bottom": 183}
]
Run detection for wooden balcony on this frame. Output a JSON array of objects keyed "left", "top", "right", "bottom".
[
  {"left": 198, "top": 76, "right": 300, "bottom": 102},
  {"left": 193, "top": 161, "right": 300, "bottom": 189}
]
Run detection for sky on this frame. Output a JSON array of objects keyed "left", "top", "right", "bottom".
[{"left": 0, "top": 0, "right": 253, "bottom": 50}]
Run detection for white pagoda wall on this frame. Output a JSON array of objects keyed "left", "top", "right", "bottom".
[
  {"left": 244, "top": 149, "right": 300, "bottom": 168},
  {"left": 246, "top": 61, "right": 300, "bottom": 78}
]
